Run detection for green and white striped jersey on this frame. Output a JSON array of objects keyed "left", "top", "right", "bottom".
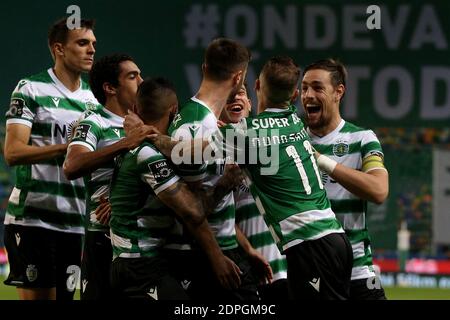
[
  {"left": 109, "top": 142, "right": 180, "bottom": 259},
  {"left": 234, "top": 181, "right": 287, "bottom": 282},
  {"left": 308, "top": 119, "right": 384, "bottom": 280},
  {"left": 69, "top": 108, "right": 126, "bottom": 232},
  {"left": 224, "top": 106, "right": 344, "bottom": 252},
  {"left": 4, "top": 68, "right": 100, "bottom": 234},
  {"left": 166, "top": 97, "right": 237, "bottom": 251}
]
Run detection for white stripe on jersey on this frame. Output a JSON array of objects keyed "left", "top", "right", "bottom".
[
  {"left": 110, "top": 231, "right": 132, "bottom": 249},
  {"left": 280, "top": 208, "right": 336, "bottom": 233},
  {"left": 352, "top": 241, "right": 366, "bottom": 259},
  {"left": 31, "top": 164, "right": 84, "bottom": 187},
  {"left": 3, "top": 214, "right": 84, "bottom": 234},
  {"left": 336, "top": 213, "right": 365, "bottom": 230},
  {"left": 25, "top": 192, "right": 85, "bottom": 214}
]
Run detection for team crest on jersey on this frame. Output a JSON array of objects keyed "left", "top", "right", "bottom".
[
  {"left": 26, "top": 264, "right": 38, "bottom": 282},
  {"left": 7, "top": 98, "right": 25, "bottom": 117},
  {"left": 85, "top": 101, "right": 97, "bottom": 111},
  {"left": 148, "top": 160, "right": 173, "bottom": 183},
  {"left": 72, "top": 123, "right": 91, "bottom": 141},
  {"left": 332, "top": 140, "right": 349, "bottom": 157}
]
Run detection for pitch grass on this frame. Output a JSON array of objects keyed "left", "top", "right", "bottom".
[{"left": 0, "top": 275, "right": 449, "bottom": 300}]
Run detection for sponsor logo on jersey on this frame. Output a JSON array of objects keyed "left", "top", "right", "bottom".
[
  {"left": 72, "top": 123, "right": 91, "bottom": 141},
  {"left": 26, "top": 264, "right": 38, "bottom": 282},
  {"left": 51, "top": 97, "right": 60, "bottom": 107},
  {"left": 332, "top": 140, "right": 349, "bottom": 157},
  {"left": 112, "top": 128, "right": 121, "bottom": 137},
  {"left": 7, "top": 98, "right": 25, "bottom": 117},
  {"left": 148, "top": 160, "right": 173, "bottom": 183}
]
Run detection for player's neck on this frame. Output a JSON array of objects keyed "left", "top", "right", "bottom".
[
  {"left": 144, "top": 118, "right": 169, "bottom": 135},
  {"left": 105, "top": 99, "right": 128, "bottom": 118},
  {"left": 310, "top": 115, "right": 342, "bottom": 137},
  {"left": 53, "top": 63, "right": 81, "bottom": 92},
  {"left": 196, "top": 80, "right": 231, "bottom": 118}
]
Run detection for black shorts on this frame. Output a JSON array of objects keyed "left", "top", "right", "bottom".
[
  {"left": 110, "top": 255, "right": 189, "bottom": 300},
  {"left": 164, "top": 247, "right": 259, "bottom": 301},
  {"left": 285, "top": 232, "right": 353, "bottom": 300},
  {"left": 3, "top": 224, "right": 82, "bottom": 300},
  {"left": 80, "top": 230, "right": 112, "bottom": 300},
  {"left": 350, "top": 277, "right": 387, "bottom": 300},
  {"left": 258, "top": 278, "right": 289, "bottom": 301}
]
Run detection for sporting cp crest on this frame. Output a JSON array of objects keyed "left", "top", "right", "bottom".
[
  {"left": 26, "top": 264, "right": 38, "bottom": 282},
  {"left": 332, "top": 140, "right": 349, "bottom": 157}
]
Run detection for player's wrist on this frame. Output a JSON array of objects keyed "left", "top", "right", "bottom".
[{"left": 316, "top": 154, "right": 337, "bottom": 174}]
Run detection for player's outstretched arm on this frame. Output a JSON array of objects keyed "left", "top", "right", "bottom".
[
  {"left": 316, "top": 152, "right": 389, "bottom": 204},
  {"left": 4, "top": 123, "right": 67, "bottom": 166},
  {"left": 157, "top": 181, "right": 242, "bottom": 290}
]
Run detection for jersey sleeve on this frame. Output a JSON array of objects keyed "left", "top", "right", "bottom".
[
  {"left": 5, "top": 80, "right": 38, "bottom": 127},
  {"left": 360, "top": 130, "right": 384, "bottom": 159},
  {"left": 360, "top": 130, "right": 386, "bottom": 172},
  {"left": 137, "top": 145, "right": 180, "bottom": 195},
  {"left": 69, "top": 112, "right": 103, "bottom": 151}
]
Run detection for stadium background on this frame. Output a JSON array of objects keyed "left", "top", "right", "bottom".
[{"left": 0, "top": 0, "right": 449, "bottom": 299}]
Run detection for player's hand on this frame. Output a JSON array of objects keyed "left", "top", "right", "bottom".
[
  {"left": 123, "top": 125, "right": 160, "bottom": 150},
  {"left": 95, "top": 196, "right": 111, "bottom": 226},
  {"left": 217, "top": 120, "right": 226, "bottom": 128},
  {"left": 124, "top": 109, "right": 144, "bottom": 136},
  {"left": 211, "top": 254, "right": 242, "bottom": 290},
  {"left": 247, "top": 247, "right": 273, "bottom": 285}
]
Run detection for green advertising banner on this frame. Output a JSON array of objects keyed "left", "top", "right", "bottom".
[{"left": 0, "top": 0, "right": 449, "bottom": 128}]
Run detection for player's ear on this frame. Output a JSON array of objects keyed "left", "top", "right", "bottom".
[
  {"left": 255, "top": 78, "right": 260, "bottom": 92},
  {"left": 335, "top": 84, "right": 345, "bottom": 102},
  {"left": 233, "top": 70, "right": 243, "bottom": 87},
  {"left": 53, "top": 43, "right": 64, "bottom": 58},
  {"left": 291, "top": 89, "right": 299, "bottom": 103},
  {"left": 103, "top": 82, "right": 116, "bottom": 96}
]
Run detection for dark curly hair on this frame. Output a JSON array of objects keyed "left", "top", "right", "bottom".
[{"left": 89, "top": 53, "right": 134, "bottom": 105}]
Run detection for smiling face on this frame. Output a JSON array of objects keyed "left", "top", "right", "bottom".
[
  {"left": 220, "top": 85, "right": 251, "bottom": 123},
  {"left": 301, "top": 68, "right": 344, "bottom": 132}
]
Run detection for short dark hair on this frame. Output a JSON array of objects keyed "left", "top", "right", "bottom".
[
  {"left": 89, "top": 54, "right": 134, "bottom": 105},
  {"left": 136, "top": 77, "right": 177, "bottom": 122},
  {"left": 304, "top": 58, "right": 347, "bottom": 88},
  {"left": 204, "top": 38, "right": 251, "bottom": 81},
  {"left": 48, "top": 17, "right": 95, "bottom": 48},
  {"left": 261, "top": 56, "right": 300, "bottom": 104}
]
